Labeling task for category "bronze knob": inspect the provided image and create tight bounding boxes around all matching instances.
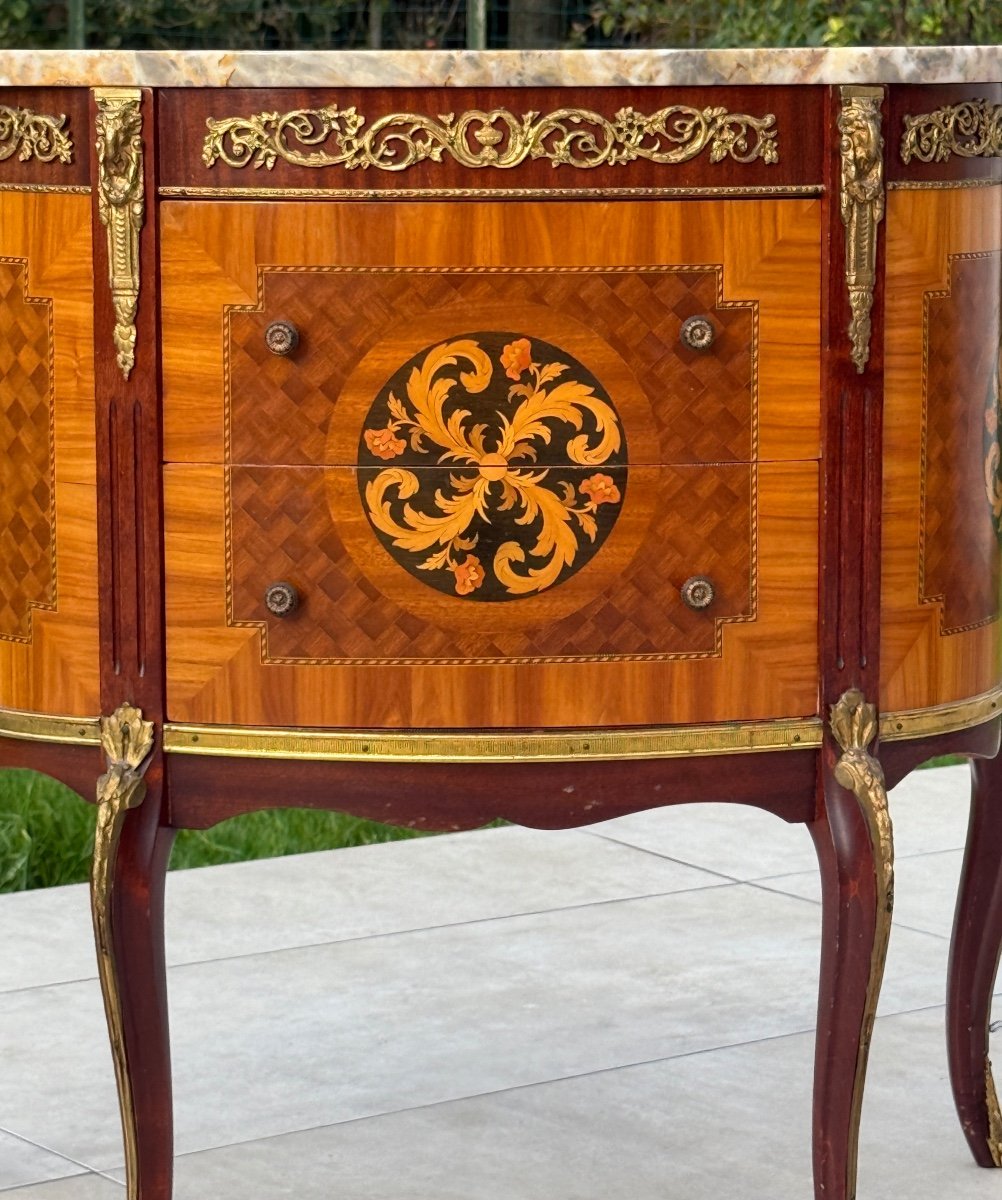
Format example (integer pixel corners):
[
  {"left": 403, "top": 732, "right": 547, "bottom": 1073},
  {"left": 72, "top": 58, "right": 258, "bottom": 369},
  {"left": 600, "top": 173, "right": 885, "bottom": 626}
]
[
  {"left": 680, "top": 315, "right": 716, "bottom": 352},
  {"left": 264, "top": 581, "right": 299, "bottom": 617},
  {"left": 681, "top": 575, "right": 715, "bottom": 610},
  {"left": 264, "top": 320, "right": 299, "bottom": 356}
]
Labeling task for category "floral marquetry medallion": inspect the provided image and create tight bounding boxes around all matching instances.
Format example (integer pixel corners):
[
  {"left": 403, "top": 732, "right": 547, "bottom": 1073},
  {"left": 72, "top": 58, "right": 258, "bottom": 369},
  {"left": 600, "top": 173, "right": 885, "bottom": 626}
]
[{"left": 357, "top": 333, "right": 626, "bottom": 601}]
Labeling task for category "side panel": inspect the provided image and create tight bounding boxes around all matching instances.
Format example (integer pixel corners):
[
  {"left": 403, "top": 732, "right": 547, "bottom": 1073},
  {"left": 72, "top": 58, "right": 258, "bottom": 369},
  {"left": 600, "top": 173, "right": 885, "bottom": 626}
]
[
  {"left": 881, "top": 185, "right": 1002, "bottom": 712},
  {"left": 0, "top": 191, "right": 99, "bottom": 717}
]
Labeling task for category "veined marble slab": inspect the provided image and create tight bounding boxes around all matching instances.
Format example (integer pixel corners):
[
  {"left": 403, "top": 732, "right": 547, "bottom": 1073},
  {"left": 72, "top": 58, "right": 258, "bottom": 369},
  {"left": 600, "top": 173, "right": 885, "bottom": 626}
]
[{"left": 0, "top": 46, "right": 997, "bottom": 89}]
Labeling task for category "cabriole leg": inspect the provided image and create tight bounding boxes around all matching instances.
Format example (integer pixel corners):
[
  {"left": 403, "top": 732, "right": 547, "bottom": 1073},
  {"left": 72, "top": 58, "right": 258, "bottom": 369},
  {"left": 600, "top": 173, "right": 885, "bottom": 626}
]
[
  {"left": 91, "top": 704, "right": 175, "bottom": 1200},
  {"left": 947, "top": 750, "right": 1002, "bottom": 1167},
  {"left": 810, "top": 690, "right": 895, "bottom": 1200}
]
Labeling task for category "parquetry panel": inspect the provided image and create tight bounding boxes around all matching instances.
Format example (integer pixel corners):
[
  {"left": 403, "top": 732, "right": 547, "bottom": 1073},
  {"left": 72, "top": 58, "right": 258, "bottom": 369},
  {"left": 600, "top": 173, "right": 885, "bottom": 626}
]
[
  {"left": 922, "top": 251, "right": 1002, "bottom": 634},
  {"left": 0, "top": 257, "right": 55, "bottom": 642},
  {"left": 225, "top": 267, "right": 755, "bottom": 468},
  {"left": 227, "top": 464, "right": 753, "bottom": 664}
]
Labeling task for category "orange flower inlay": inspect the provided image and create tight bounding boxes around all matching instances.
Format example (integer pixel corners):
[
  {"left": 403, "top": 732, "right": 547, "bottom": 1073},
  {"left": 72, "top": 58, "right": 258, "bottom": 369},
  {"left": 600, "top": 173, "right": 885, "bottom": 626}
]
[
  {"left": 580, "top": 473, "right": 621, "bottom": 506},
  {"left": 501, "top": 337, "right": 532, "bottom": 380},
  {"left": 364, "top": 425, "right": 406, "bottom": 460},
  {"left": 452, "top": 555, "right": 485, "bottom": 596}
]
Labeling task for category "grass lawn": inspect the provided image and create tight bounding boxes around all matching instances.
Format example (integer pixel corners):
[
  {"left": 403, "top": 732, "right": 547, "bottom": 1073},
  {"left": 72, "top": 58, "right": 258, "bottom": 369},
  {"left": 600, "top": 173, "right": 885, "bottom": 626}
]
[{"left": 0, "top": 768, "right": 426, "bottom": 893}]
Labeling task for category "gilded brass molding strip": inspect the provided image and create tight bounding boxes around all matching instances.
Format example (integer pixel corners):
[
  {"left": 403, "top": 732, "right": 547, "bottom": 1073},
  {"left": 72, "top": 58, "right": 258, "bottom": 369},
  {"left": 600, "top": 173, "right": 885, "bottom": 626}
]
[
  {"left": 0, "top": 705, "right": 101, "bottom": 745},
  {"left": 95, "top": 88, "right": 144, "bottom": 381},
  {"left": 986, "top": 1061, "right": 1002, "bottom": 1166},
  {"left": 202, "top": 103, "right": 779, "bottom": 174},
  {"left": 0, "top": 182, "right": 90, "bottom": 194},
  {"left": 91, "top": 703, "right": 155, "bottom": 1200},
  {"left": 879, "top": 684, "right": 1002, "bottom": 742},
  {"left": 830, "top": 688, "right": 894, "bottom": 1200},
  {"left": 160, "top": 183, "right": 821, "bottom": 200},
  {"left": 164, "top": 717, "right": 823, "bottom": 763},
  {"left": 901, "top": 100, "right": 1002, "bottom": 164},
  {"left": 888, "top": 177, "right": 1000, "bottom": 191},
  {"left": 838, "top": 85, "right": 884, "bottom": 375},
  {"left": 0, "top": 105, "right": 73, "bottom": 164}
]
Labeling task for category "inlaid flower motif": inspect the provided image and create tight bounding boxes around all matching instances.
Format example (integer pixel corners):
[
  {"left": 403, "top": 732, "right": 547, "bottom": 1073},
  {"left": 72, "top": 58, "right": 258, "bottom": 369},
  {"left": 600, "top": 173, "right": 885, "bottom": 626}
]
[
  {"left": 500, "top": 337, "right": 532, "bottom": 380},
  {"left": 364, "top": 425, "right": 406, "bottom": 460},
  {"left": 984, "top": 346, "right": 1002, "bottom": 536},
  {"left": 452, "top": 554, "right": 485, "bottom": 596},
  {"left": 360, "top": 334, "right": 625, "bottom": 600},
  {"left": 580, "top": 473, "right": 621, "bottom": 507}
]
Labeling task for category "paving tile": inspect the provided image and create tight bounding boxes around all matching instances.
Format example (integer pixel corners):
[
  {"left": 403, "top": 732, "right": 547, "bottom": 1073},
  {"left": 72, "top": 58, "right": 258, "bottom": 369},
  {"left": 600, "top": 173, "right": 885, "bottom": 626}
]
[
  {"left": 0, "top": 1176, "right": 123, "bottom": 1198},
  {"left": 0, "top": 881, "right": 949, "bottom": 1171},
  {"left": 0, "top": 885, "right": 98, "bottom": 995},
  {"left": 149, "top": 1007, "right": 995, "bottom": 1200},
  {"left": 161, "top": 824, "right": 727, "bottom": 967},
  {"left": 585, "top": 763, "right": 972, "bottom": 881},
  {"left": 758, "top": 845, "right": 967, "bottom": 942},
  {"left": 0, "top": 1130, "right": 86, "bottom": 1191}
]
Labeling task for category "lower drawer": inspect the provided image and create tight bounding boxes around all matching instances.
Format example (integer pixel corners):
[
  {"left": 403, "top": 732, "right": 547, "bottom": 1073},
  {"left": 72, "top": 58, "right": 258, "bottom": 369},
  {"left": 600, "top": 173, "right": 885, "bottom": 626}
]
[{"left": 163, "top": 460, "right": 819, "bottom": 728}]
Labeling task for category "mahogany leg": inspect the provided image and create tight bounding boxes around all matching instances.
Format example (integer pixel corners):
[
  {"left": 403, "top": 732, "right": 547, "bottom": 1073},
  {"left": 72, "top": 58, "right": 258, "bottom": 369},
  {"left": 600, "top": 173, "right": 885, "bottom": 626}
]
[
  {"left": 91, "top": 707, "right": 175, "bottom": 1200},
  {"left": 947, "top": 750, "right": 1002, "bottom": 1167},
  {"left": 809, "top": 693, "right": 895, "bottom": 1200}
]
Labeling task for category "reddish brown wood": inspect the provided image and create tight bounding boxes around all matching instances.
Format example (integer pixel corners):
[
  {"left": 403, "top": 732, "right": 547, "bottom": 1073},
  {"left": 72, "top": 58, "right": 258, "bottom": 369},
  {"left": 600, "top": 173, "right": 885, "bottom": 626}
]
[
  {"left": 947, "top": 748, "right": 1002, "bottom": 1168},
  {"left": 818, "top": 84, "right": 886, "bottom": 720},
  {"left": 90, "top": 87, "right": 167, "bottom": 718},
  {"left": 108, "top": 764, "right": 176, "bottom": 1200},
  {"left": 0, "top": 87, "right": 90, "bottom": 188},
  {"left": 167, "top": 747, "right": 817, "bottom": 831},
  {"left": 882, "top": 720, "right": 1002, "bottom": 791},
  {"left": 887, "top": 83, "right": 1002, "bottom": 186},
  {"left": 810, "top": 754, "right": 884, "bottom": 1200},
  {"left": 0, "top": 739, "right": 100, "bottom": 801},
  {"left": 157, "top": 85, "right": 824, "bottom": 195}
]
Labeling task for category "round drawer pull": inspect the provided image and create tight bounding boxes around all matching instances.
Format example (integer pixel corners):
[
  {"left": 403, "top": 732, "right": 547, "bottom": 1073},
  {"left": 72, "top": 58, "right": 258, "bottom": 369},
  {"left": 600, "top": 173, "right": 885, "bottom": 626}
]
[
  {"left": 679, "top": 315, "right": 716, "bottom": 352},
  {"left": 264, "top": 581, "right": 299, "bottom": 617},
  {"left": 264, "top": 320, "right": 299, "bottom": 356},
  {"left": 680, "top": 575, "right": 715, "bottom": 610}
]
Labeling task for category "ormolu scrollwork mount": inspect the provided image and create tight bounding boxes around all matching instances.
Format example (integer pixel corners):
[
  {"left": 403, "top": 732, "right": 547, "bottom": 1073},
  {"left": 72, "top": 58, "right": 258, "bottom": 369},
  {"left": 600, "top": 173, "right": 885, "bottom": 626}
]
[{"left": 0, "top": 50, "right": 1000, "bottom": 1200}]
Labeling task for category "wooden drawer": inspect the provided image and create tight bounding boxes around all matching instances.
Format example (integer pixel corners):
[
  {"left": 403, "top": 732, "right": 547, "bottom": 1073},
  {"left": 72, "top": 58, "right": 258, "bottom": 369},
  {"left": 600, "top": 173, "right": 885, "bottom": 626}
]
[{"left": 161, "top": 195, "right": 821, "bottom": 728}]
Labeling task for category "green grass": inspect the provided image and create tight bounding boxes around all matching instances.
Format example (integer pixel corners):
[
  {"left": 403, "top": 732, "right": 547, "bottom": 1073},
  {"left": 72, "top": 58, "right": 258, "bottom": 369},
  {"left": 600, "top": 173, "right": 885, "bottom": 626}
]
[{"left": 0, "top": 768, "right": 427, "bottom": 893}]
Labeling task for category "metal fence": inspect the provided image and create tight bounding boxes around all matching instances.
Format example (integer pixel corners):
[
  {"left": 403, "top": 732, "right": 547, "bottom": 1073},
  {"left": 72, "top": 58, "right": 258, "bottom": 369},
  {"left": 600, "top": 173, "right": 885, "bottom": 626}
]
[{"left": 5, "top": 2, "right": 588, "bottom": 50}]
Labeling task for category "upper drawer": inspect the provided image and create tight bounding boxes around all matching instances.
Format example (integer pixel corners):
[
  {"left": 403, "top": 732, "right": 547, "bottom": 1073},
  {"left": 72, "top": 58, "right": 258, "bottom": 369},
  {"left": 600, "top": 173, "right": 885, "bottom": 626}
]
[{"left": 161, "top": 198, "right": 821, "bottom": 468}]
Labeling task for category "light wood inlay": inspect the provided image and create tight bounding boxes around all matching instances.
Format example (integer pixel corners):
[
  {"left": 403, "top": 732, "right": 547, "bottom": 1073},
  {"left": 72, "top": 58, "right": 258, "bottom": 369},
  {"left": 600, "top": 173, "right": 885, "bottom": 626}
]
[
  {"left": 881, "top": 185, "right": 1002, "bottom": 713},
  {"left": 0, "top": 192, "right": 98, "bottom": 718},
  {"left": 161, "top": 198, "right": 822, "bottom": 467},
  {"left": 164, "top": 458, "right": 818, "bottom": 728}
]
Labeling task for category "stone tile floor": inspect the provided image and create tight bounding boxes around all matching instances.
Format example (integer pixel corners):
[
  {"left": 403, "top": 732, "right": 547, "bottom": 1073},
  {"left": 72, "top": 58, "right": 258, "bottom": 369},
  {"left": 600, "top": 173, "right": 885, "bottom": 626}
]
[{"left": 1, "top": 763, "right": 999, "bottom": 1198}]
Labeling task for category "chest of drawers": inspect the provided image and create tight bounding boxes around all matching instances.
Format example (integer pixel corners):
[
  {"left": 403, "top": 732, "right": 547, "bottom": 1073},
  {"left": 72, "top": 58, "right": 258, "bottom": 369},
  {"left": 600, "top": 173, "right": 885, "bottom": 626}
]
[{"left": 0, "top": 47, "right": 1000, "bottom": 1199}]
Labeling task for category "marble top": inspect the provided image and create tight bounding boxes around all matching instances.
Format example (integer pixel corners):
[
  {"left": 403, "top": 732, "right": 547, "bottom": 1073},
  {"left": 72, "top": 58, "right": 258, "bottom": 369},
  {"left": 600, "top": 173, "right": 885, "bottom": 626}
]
[{"left": 0, "top": 46, "right": 997, "bottom": 89}]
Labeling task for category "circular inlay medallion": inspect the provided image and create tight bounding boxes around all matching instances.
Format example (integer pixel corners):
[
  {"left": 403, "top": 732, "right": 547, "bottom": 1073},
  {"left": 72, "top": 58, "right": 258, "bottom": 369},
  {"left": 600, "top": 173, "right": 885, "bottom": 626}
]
[{"left": 357, "top": 332, "right": 627, "bottom": 601}]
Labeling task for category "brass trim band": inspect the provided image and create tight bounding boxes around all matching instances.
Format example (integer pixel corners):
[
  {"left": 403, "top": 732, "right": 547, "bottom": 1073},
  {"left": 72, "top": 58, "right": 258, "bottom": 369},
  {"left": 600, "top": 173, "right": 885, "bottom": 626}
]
[
  {"left": 887, "top": 178, "right": 1001, "bottom": 190},
  {"left": 0, "top": 706, "right": 101, "bottom": 745},
  {"left": 4, "top": 683, "right": 1000, "bottom": 759},
  {"left": 0, "top": 183, "right": 90, "bottom": 194},
  {"left": 878, "top": 684, "right": 1002, "bottom": 741},
  {"left": 164, "top": 717, "right": 823, "bottom": 763},
  {"left": 158, "top": 183, "right": 824, "bottom": 200}
]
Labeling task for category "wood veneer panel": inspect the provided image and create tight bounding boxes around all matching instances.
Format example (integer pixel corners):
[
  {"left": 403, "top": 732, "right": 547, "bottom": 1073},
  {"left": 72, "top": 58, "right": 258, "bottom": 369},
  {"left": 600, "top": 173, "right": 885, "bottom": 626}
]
[
  {"left": 164, "top": 458, "right": 818, "bottom": 729},
  {"left": 160, "top": 197, "right": 821, "bottom": 467},
  {"left": 0, "top": 191, "right": 98, "bottom": 717},
  {"left": 887, "top": 83, "right": 1002, "bottom": 187},
  {"left": 880, "top": 186, "right": 1002, "bottom": 713},
  {"left": 0, "top": 87, "right": 89, "bottom": 189},
  {"left": 158, "top": 86, "right": 823, "bottom": 195}
]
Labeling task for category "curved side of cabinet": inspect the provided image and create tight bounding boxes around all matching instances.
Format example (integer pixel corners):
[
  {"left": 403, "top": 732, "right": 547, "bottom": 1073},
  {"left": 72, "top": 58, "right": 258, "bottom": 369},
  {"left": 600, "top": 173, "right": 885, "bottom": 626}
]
[
  {"left": 880, "top": 183, "right": 1002, "bottom": 715},
  {"left": 0, "top": 188, "right": 100, "bottom": 719}
]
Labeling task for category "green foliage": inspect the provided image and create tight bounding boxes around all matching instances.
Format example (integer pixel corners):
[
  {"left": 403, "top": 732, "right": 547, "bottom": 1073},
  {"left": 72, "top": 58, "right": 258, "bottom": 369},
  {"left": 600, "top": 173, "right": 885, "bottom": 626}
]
[
  {"left": 0, "top": 768, "right": 426, "bottom": 892},
  {"left": 573, "top": 0, "right": 1002, "bottom": 47}
]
